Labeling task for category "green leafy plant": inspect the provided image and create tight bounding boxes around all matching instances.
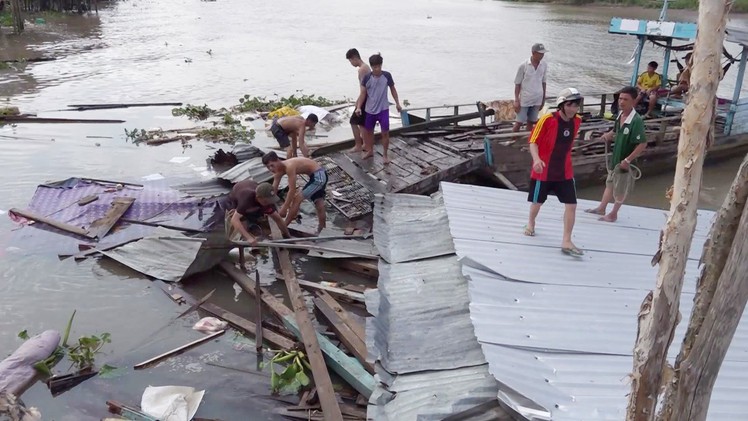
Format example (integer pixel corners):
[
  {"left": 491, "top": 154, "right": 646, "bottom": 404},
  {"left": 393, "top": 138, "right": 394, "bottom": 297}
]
[
  {"left": 124, "top": 128, "right": 151, "bottom": 143},
  {"left": 234, "top": 93, "right": 347, "bottom": 113},
  {"left": 171, "top": 104, "right": 217, "bottom": 120},
  {"left": 403, "top": 99, "right": 411, "bottom": 107},
  {"left": 261, "top": 349, "right": 312, "bottom": 395},
  {"left": 18, "top": 310, "right": 114, "bottom": 376}
]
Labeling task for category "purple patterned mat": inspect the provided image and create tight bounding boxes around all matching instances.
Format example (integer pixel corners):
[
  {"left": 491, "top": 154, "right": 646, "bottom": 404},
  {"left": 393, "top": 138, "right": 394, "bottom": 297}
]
[{"left": 6, "top": 178, "right": 224, "bottom": 254}]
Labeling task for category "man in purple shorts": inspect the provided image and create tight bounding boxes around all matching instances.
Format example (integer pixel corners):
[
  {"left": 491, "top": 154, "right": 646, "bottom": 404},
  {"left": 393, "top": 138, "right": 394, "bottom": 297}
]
[{"left": 354, "top": 53, "right": 403, "bottom": 164}]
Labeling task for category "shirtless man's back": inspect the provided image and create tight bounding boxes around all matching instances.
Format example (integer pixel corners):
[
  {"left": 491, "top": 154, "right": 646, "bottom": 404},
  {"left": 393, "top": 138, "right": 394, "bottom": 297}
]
[
  {"left": 262, "top": 152, "right": 328, "bottom": 233},
  {"left": 270, "top": 114, "right": 318, "bottom": 158}
]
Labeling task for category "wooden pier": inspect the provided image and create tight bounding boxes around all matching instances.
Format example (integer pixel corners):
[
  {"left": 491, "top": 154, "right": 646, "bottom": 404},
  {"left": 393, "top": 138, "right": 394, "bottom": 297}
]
[{"left": 307, "top": 104, "right": 495, "bottom": 220}]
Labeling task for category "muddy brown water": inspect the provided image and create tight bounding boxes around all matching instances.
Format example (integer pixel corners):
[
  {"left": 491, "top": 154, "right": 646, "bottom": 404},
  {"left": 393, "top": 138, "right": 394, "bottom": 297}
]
[{"left": 1, "top": 0, "right": 747, "bottom": 419}]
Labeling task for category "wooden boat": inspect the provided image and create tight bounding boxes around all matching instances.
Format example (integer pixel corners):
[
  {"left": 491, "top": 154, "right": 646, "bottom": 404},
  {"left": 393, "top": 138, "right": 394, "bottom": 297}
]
[{"left": 485, "top": 10, "right": 748, "bottom": 190}]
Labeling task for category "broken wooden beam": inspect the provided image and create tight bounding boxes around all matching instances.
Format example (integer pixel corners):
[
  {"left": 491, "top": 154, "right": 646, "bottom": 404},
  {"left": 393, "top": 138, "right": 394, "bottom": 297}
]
[
  {"left": 119, "top": 218, "right": 204, "bottom": 233},
  {"left": 10, "top": 208, "right": 96, "bottom": 239},
  {"left": 314, "top": 294, "right": 374, "bottom": 374},
  {"left": 87, "top": 197, "right": 135, "bottom": 239},
  {"left": 316, "top": 292, "right": 365, "bottom": 343},
  {"left": 235, "top": 241, "right": 378, "bottom": 260},
  {"left": 68, "top": 102, "right": 183, "bottom": 111},
  {"left": 337, "top": 259, "right": 379, "bottom": 279},
  {"left": 220, "top": 261, "right": 376, "bottom": 398},
  {"left": 199, "top": 302, "right": 295, "bottom": 350},
  {"left": 106, "top": 400, "right": 158, "bottom": 421},
  {"left": 268, "top": 220, "right": 344, "bottom": 421},
  {"left": 0, "top": 116, "right": 125, "bottom": 124},
  {"left": 255, "top": 269, "right": 263, "bottom": 353},
  {"left": 295, "top": 278, "right": 365, "bottom": 303},
  {"left": 133, "top": 330, "right": 225, "bottom": 369}
]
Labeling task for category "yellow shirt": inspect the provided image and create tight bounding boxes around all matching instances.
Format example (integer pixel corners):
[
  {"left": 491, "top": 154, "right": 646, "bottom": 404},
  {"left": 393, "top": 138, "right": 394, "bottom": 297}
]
[{"left": 637, "top": 72, "right": 662, "bottom": 91}]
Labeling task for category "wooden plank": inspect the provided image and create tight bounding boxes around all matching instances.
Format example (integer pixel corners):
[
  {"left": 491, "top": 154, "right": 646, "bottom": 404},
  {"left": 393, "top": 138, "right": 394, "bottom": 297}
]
[
  {"left": 68, "top": 102, "right": 183, "bottom": 111},
  {"left": 268, "top": 220, "right": 344, "bottom": 421},
  {"left": 233, "top": 241, "right": 379, "bottom": 260},
  {"left": 0, "top": 116, "right": 125, "bottom": 124},
  {"left": 220, "top": 261, "right": 376, "bottom": 398},
  {"left": 329, "top": 154, "right": 386, "bottom": 194},
  {"left": 296, "top": 279, "right": 366, "bottom": 303},
  {"left": 314, "top": 296, "right": 374, "bottom": 374},
  {"left": 87, "top": 197, "right": 135, "bottom": 239},
  {"left": 120, "top": 218, "right": 204, "bottom": 233},
  {"left": 199, "top": 302, "right": 295, "bottom": 350},
  {"left": 338, "top": 259, "right": 379, "bottom": 279},
  {"left": 134, "top": 330, "right": 225, "bottom": 369},
  {"left": 10, "top": 208, "right": 96, "bottom": 239},
  {"left": 492, "top": 170, "right": 519, "bottom": 191},
  {"left": 396, "top": 153, "right": 485, "bottom": 195},
  {"left": 316, "top": 292, "right": 365, "bottom": 343},
  {"left": 77, "top": 194, "right": 99, "bottom": 206},
  {"left": 254, "top": 269, "right": 263, "bottom": 352}
]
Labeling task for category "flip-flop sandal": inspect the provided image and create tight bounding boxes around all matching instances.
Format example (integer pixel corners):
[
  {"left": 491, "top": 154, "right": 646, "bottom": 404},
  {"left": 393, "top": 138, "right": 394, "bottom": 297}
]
[
  {"left": 523, "top": 225, "right": 535, "bottom": 237},
  {"left": 561, "top": 247, "right": 585, "bottom": 257}
]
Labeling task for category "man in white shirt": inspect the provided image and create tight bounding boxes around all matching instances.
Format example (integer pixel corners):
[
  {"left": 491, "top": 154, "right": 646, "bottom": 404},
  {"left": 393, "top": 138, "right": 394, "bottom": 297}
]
[{"left": 513, "top": 43, "right": 548, "bottom": 133}]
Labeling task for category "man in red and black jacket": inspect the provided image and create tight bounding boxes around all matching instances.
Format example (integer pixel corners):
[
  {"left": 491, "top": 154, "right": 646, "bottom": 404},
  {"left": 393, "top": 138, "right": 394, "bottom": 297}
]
[{"left": 524, "top": 88, "right": 584, "bottom": 257}]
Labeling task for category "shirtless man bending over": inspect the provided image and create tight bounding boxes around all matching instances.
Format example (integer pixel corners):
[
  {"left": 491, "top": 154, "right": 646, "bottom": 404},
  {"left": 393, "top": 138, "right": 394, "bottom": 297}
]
[
  {"left": 269, "top": 114, "right": 318, "bottom": 158},
  {"left": 262, "top": 151, "right": 328, "bottom": 233}
]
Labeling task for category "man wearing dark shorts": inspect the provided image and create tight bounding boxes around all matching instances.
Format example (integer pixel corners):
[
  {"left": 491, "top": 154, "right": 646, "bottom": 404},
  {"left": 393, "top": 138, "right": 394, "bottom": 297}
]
[
  {"left": 525, "top": 87, "right": 584, "bottom": 257},
  {"left": 262, "top": 152, "right": 328, "bottom": 234},
  {"left": 346, "top": 48, "right": 371, "bottom": 152},
  {"left": 269, "top": 114, "right": 318, "bottom": 158}
]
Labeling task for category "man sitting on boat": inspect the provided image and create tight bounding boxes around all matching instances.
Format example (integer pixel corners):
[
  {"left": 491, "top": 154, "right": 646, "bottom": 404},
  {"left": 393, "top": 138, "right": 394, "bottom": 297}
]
[
  {"left": 585, "top": 86, "right": 648, "bottom": 223},
  {"left": 225, "top": 180, "right": 291, "bottom": 246},
  {"left": 671, "top": 53, "right": 693, "bottom": 97},
  {"left": 525, "top": 87, "right": 584, "bottom": 257},
  {"left": 635, "top": 61, "right": 663, "bottom": 118}
]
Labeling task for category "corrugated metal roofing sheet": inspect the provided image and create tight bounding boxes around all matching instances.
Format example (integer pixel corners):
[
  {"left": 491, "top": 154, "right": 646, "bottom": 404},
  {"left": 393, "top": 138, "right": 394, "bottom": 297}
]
[
  {"left": 366, "top": 191, "right": 500, "bottom": 421},
  {"left": 372, "top": 193, "right": 454, "bottom": 264},
  {"left": 101, "top": 227, "right": 203, "bottom": 282},
  {"left": 172, "top": 178, "right": 231, "bottom": 200},
  {"left": 217, "top": 157, "right": 274, "bottom": 184},
  {"left": 370, "top": 255, "right": 485, "bottom": 374},
  {"left": 368, "top": 364, "right": 500, "bottom": 421},
  {"left": 440, "top": 182, "right": 748, "bottom": 421}
]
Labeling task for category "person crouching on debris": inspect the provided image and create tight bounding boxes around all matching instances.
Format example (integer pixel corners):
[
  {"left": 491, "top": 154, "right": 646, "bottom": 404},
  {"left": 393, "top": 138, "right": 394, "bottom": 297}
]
[
  {"left": 269, "top": 114, "right": 318, "bottom": 158},
  {"left": 585, "top": 86, "right": 647, "bottom": 222},
  {"left": 525, "top": 87, "right": 584, "bottom": 257},
  {"left": 262, "top": 152, "right": 328, "bottom": 234},
  {"left": 226, "top": 180, "right": 291, "bottom": 246}
]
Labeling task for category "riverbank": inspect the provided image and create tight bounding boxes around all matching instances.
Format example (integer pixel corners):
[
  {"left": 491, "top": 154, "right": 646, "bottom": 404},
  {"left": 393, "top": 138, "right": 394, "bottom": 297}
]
[{"left": 505, "top": 0, "right": 748, "bottom": 13}]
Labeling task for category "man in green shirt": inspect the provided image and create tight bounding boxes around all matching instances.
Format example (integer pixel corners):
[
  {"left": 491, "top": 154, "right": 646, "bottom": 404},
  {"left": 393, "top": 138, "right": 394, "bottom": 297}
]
[{"left": 586, "top": 86, "right": 648, "bottom": 222}]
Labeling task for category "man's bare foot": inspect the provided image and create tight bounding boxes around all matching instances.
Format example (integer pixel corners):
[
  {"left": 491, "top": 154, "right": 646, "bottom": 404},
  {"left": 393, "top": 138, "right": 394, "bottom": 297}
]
[
  {"left": 383, "top": 155, "right": 391, "bottom": 164},
  {"left": 599, "top": 214, "right": 618, "bottom": 222},
  {"left": 361, "top": 151, "right": 374, "bottom": 160},
  {"left": 349, "top": 145, "right": 363, "bottom": 153},
  {"left": 585, "top": 208, "right": 605, "bottom": 215}
]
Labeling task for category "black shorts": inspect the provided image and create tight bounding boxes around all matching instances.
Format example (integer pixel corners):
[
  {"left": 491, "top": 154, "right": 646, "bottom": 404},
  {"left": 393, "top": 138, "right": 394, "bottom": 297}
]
[
  {"left": 527, "top": 179, "right": 577, "bottom": 204},
  {"left": 349, "top": 102, "right": 367, "bottom": 126},
  {"left": 270, "top": 119, "right": 290, "bottom": 148}
]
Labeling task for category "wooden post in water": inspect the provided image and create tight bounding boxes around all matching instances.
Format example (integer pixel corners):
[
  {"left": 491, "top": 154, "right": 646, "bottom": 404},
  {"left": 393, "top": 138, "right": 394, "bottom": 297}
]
[{"left": 625, "top": 0, "right": 731, "bottom": 419}]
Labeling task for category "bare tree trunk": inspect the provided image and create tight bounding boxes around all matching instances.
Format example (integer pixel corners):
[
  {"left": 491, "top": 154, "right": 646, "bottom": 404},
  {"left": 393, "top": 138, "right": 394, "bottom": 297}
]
[
  {"left": 666, "top": 186, "right": 748, "bottom": 420},
  {"left": 10, "top": 0, "right": 24, "bottom": 34},
  {"left": 658, "top": 155, "right": 748, "bottom": 420},
  {"left": 625, "top": 0, "right": 730, "bottom": 418}
]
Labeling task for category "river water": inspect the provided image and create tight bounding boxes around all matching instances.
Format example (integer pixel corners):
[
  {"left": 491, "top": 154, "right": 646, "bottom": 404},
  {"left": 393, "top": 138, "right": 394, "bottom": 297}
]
[{"left": 1, "top": 0, "right": 746, "bottom": 419}]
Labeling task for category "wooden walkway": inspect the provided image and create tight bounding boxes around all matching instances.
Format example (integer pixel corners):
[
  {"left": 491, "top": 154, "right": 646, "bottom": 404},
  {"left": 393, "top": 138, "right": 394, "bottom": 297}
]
[{"left": 316, "top": 132, "right": 486, "bottom": 219}]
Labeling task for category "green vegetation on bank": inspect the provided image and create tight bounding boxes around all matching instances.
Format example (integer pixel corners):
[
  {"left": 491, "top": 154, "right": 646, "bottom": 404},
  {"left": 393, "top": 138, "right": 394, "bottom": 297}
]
[{"left": 506, "top": 0, "right": 748, "bottom": 13}]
